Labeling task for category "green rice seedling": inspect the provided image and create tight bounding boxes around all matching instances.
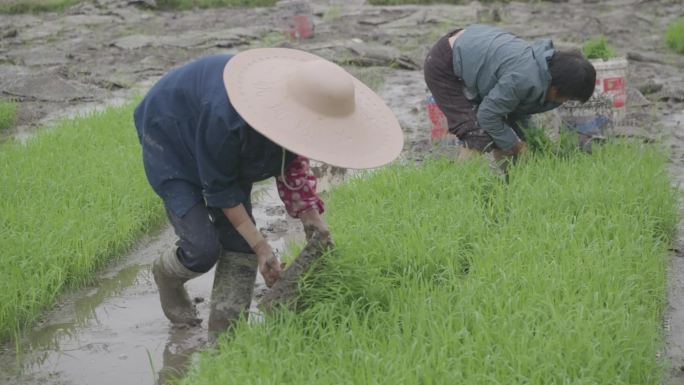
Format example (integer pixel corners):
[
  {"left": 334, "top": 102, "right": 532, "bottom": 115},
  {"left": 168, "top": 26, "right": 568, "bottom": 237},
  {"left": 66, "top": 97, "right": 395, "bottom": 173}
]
[
  {"left": 583, "top": 36, "right": 617, "bottom": 60},
  {"left": 0, "top": 105, "right": 165, "bottom": 342},
  {"left": 666, "top": 18, "right": 684, "bottom": 54},
  {"left": 182, "top": 140, "right": 676, "bottom": 385},
  {"left": 0, "top": 101, "right": 17, "bottom": 132},
  {"left": 280, "top": 240, "right": 305, "bottom": 267},
  {"left": 0, "top": 0, "right": 78, "bottom": 13},
  {"left": 523, "top": 126, "right": 582, "bottom": 158},
  {"left": 522, "top": 125, "right": 555, "bottom": 154}
]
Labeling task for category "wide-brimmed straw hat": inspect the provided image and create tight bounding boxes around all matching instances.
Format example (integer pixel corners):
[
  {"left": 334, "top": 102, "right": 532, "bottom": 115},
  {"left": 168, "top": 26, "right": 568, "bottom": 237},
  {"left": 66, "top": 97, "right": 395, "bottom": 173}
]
[{"left": 223, "top": 48, "right": 403, "bottom": 169}]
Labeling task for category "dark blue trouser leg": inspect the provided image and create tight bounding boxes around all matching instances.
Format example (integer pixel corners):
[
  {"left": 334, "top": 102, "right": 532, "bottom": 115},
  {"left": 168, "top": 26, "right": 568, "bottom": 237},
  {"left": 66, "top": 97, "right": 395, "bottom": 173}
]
[{"left": 165, "top": 183, "right": 253, "bottom": 273}]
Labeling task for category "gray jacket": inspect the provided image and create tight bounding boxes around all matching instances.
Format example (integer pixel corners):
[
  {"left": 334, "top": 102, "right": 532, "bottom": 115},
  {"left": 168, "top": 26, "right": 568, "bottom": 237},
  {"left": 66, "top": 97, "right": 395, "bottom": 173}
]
[{"left": 452, "top": 24, "right": 560, "bottom": 150}]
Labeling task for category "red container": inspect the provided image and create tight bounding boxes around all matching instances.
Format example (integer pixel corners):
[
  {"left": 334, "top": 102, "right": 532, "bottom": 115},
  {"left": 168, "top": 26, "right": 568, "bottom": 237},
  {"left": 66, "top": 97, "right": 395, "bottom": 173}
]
[
  {"left": 277, "top": 1, "right": 314, "bottom": 41},
  {"left": 425, "top": 93, "right": 448, "bottom": 142},
  {"left": 289, "top": 14, "right": 313, "bottom": 40}
]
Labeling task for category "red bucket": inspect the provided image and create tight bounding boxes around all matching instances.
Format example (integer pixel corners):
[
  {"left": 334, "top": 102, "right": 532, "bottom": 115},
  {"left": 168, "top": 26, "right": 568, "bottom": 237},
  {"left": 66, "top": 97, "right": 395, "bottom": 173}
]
[
  {"left": 425, "top": 93, "right": 448, "bottom": 142},
  {"left": 277, "top": 1, "right": 314, "bottom": 41},
  {"left": 289, "top": 14, "right": 313, "bottom": 40}
]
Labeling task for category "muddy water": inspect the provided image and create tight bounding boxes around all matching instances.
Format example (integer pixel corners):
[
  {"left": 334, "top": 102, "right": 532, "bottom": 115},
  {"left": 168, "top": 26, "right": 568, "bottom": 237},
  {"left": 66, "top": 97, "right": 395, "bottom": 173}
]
[
  {"left": 0, "top": 181, "right": 305, "bottom": 385},
  {"left": 381, "top": 70, "right": 432, "bottom": 158}
]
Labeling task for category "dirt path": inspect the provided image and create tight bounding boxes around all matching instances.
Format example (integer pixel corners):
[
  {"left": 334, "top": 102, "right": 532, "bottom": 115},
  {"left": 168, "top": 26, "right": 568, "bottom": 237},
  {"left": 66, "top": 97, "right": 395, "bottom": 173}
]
[{"left": 1, "top": 0, "right": 683, "bottom": 384}]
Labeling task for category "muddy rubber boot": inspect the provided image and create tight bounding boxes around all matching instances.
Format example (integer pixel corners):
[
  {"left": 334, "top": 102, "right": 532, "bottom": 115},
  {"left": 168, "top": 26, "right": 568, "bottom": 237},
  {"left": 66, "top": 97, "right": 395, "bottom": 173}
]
[
  {"left": 208, "top": 251, "right": 258, "bottom": 343},
  {"left": 152, "top": 250, "right": 202, "bottom": 326}
]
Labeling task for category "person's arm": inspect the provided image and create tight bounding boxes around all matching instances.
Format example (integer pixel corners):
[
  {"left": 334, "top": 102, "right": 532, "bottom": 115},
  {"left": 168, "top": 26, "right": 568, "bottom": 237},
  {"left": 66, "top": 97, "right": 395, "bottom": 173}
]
[
  {"left": 510, "top": 114, "right": 533, "bottom": 132},
  {"left": 507, "top": 113, "right": 532, "bottom": 156},
  {"left": 477, "top": 75, "right": 526, "bottom": 155},
  {"left": 196, "top": 105, "right": 282, "bottom": 286},
  {"left": 276, "top": 156, "right": 329, "bottom": 241},
  {"left": 222, "top": 205, "right": 281, "bottom": 287}
]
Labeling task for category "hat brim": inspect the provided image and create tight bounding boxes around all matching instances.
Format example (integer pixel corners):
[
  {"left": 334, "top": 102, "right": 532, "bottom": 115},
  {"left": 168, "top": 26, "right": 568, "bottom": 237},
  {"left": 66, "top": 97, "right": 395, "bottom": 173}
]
[{"left": 223, "top": 48, "right": 404, "bottom": 169}]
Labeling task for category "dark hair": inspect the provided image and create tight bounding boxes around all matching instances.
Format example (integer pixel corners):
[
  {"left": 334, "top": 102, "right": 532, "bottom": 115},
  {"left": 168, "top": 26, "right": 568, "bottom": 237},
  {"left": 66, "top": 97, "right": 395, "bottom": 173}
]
[{"left": 548, "top": 50, "right": 596, "bottom": 103}]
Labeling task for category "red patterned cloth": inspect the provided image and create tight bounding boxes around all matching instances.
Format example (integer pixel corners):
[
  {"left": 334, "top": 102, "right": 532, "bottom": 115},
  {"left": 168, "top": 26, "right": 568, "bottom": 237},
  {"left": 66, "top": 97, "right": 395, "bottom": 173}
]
[{"left": 276, "top": 156, "right": 325, "bottom": 218}]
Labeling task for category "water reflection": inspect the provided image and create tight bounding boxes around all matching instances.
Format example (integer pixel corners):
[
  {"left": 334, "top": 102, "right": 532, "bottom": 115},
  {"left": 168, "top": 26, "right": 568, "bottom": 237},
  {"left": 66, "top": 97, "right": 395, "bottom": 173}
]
[
  {"left": 157, "top": 326, "right": 206, "bottom": 385},
  {"left": 8, "top": 264, "right": 143, "bottom": 371}
]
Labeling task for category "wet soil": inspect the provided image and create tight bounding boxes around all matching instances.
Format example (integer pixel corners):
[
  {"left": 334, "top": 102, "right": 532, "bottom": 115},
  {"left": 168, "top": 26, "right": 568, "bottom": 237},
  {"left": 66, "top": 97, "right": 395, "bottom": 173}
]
[
  {"left": 260, "top": 228, "right": 333, "bottom": 313},
  {"left": 1, "top": 0, "right": 683, "bottom": 384}
]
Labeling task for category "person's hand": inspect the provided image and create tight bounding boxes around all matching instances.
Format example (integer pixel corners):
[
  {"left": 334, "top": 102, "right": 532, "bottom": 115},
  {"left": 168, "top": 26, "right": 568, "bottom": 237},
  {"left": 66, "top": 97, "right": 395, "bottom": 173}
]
[
  {"left": 507, "top": 140, "right": 527, "bottom": 158},
  {"left": 253, "top": 241, "right": 282, "bottom": 287},
  {"left": 299, "top": 208, "right": 331, "bottom": 243}
]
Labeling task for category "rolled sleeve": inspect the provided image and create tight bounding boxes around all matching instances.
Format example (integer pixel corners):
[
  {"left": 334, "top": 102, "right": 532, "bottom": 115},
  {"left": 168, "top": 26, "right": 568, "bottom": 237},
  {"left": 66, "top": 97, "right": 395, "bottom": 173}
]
[
  {"left": 276, "top": 156, "right": 325, "bottom": 218},
  {"left": 510, "top": 114, "right": 532, "bottom": 130},
  {"left": 477, "top": 75, "right": 524, "bottom": 151},
  {"left": 203, "top": 185, "right": 247, "bottom": 209}
]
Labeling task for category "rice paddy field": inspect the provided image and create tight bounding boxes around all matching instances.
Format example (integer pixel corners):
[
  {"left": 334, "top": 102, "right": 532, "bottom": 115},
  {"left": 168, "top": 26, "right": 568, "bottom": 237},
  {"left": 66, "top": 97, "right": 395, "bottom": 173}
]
[
  {"left": 0, "top": 103, "right": 679, "bottom": 382},
  {"left": 2, "top": 1, "right": 684, "bottom": 383},
  {"left": 0, "top": 105, "right": 165, "bottom": 342},
  {"left": 183, "top": 143, "right": 679, "bottom": 384}
]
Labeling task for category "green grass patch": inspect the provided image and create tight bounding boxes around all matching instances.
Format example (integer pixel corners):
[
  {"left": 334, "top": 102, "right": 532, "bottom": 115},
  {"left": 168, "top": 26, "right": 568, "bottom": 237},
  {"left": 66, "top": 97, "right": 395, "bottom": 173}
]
[
  {"left": 583, "top": 36, "right": 617, "bottom": 60},
  {"left": 0, "top": 0, "right": 79, "bottom": 13},
  {"left": 156, "top": 0, "right": 275, "bottom": 9},
  {"left": 666, "top": 18, "right": 684, "bottom": 54},
  {"left": 183, "top": 142, "right": 678, "bottom": 384},
  {"left": 0, "top": 105, "right": 165, "bottom": 342},
  {"left": 0, "top": 101, "right": 17, "bottom": 132}
]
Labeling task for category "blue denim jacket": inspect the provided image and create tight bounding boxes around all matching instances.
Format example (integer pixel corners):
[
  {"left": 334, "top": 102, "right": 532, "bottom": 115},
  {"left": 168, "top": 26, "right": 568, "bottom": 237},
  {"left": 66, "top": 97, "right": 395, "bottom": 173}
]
[
  {"left": 134, "top": 55, "right": 296, "bottom": 217},
  {"left": 452, "top": 25, "right": 560, "bottom": 150}
]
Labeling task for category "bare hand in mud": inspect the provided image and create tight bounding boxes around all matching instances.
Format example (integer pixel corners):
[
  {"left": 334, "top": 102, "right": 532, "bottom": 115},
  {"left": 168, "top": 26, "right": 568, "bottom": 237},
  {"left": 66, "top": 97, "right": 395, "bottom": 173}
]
[
  {"left": 300, "top": 208, "right": 331, "bottom": 243},
  {"left": 255, "top": 243, "right": 282, "bottom": 287}
]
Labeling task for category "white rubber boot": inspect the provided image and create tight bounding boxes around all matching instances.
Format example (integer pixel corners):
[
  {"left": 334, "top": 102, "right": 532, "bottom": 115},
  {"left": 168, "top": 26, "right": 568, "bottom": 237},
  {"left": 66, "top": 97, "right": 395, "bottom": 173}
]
[{"left": 152, "top": 250, "right": 202, "bottom": 326}]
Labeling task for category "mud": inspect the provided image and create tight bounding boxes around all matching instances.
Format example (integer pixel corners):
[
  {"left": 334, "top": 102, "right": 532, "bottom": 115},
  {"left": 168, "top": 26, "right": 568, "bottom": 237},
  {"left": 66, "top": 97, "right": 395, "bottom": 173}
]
[
  {"left": 260, "top": 229, "right": 333, "bottom": 313},
  {"left": 1, "top": 0, "right": 683, "bottom": 384}
]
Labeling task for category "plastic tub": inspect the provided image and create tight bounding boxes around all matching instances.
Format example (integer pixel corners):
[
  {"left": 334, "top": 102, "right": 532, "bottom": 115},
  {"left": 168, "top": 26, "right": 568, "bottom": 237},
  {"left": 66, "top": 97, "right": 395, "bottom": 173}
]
[{"left": 558, "top": 57, "right": 628, "bottom": 136}]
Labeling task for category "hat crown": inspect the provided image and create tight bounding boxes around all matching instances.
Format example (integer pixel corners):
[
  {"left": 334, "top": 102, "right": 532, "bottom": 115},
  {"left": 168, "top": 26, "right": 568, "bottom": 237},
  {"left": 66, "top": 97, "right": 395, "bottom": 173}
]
[{"left": 287, "top": 60, "right": 355, "bottom": 116}]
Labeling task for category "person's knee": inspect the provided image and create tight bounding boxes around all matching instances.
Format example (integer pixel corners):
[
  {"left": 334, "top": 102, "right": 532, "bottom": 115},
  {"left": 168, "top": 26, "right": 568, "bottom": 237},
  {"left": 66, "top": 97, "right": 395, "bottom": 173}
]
[{"left": 177, "top": 240, "right": 222, "bottom": 273}]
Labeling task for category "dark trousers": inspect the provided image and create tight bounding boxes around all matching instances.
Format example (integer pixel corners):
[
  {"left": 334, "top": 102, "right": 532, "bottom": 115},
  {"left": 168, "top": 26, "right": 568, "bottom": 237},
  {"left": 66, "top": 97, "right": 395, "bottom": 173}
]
[{"left": 165, "top": 184, "right": 254, "bottom": 273}]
